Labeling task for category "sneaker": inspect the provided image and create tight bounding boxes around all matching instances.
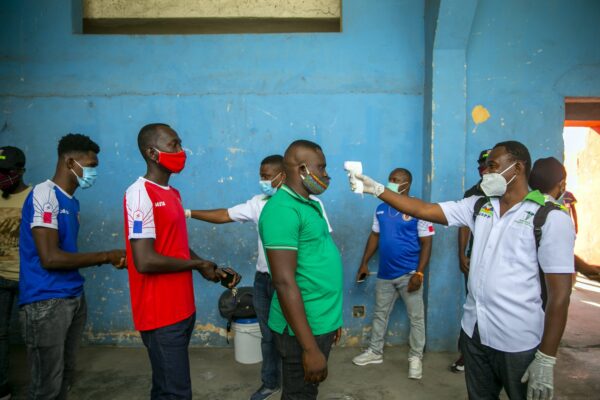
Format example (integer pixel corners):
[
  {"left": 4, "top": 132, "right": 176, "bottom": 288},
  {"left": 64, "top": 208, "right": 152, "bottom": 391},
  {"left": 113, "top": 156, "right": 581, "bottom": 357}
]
[
  {"left": 450, "top": 355, "right": 465, "bottom": 373},
  {"left": 249, "top": 385, "right": 280, "bottom": 400},
  {"left": 408, "top": 356, "right": 422, "bottom": 379},
  {"left": 352, "top": 349, "right": 383, "bottom": 366}
]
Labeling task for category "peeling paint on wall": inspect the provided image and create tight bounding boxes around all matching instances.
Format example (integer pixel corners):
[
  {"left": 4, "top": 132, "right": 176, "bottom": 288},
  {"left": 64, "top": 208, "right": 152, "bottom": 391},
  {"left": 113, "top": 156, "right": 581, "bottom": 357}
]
[{"left": 471, "top": 105, "right": 490, "bottom": 125}]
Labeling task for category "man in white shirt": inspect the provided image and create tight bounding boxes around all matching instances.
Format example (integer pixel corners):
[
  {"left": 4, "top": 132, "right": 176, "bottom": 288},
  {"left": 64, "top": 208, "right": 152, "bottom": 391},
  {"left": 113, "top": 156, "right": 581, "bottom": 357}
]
[
  {"left": 185, "top": 155, "right": 332, "bottom": 400},
  {"left": 350, "top": 141, "right": 574, "bottom": 400}
]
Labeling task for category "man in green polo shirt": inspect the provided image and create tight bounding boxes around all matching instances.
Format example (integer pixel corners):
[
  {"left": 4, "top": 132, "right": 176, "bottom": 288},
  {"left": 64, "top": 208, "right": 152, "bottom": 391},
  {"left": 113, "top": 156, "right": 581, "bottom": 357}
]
[{"left": 259, "top": 139, "right": 343, "bottom": 400}]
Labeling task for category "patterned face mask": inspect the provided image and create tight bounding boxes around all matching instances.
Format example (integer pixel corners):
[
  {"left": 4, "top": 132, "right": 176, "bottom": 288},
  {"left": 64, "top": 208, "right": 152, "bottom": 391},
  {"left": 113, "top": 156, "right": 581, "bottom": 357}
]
[{"left": 300, "top": 164, "right": 329, "bottom": 195}]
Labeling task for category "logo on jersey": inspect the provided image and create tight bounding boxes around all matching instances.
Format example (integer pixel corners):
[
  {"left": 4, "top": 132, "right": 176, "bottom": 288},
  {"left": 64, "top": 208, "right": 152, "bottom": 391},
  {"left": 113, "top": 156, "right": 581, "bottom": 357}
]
[
  {"left": 133, "top": 211, "right": 144, "bottom": 233},
  {"left": 42, "top": 203, "right": 53, "bottom": 224},
  {"left": 402, "top": 214, "right": 412, "bottom": 221},
  {"left": 155, "top": 201, "right": 166, "bottom": 207}
]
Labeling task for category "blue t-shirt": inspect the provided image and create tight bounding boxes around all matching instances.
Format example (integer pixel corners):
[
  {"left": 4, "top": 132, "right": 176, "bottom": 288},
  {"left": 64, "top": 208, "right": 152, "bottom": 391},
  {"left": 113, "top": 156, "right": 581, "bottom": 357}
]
[
  {"left": 372, "top": 203, "right": 435, "bottom": 280},
  {"left": 19, "top": 180, "right": 84, "bottom": 305}
]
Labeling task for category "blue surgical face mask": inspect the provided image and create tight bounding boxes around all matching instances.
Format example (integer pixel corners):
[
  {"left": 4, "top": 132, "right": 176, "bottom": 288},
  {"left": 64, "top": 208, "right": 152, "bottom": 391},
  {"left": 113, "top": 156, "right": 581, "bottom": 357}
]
[
  {"left": 259, "top": 172, "right": 282, "bottom": 197},
  {"left": 71, "top": 160, "right": 97, "bottom": 189}
]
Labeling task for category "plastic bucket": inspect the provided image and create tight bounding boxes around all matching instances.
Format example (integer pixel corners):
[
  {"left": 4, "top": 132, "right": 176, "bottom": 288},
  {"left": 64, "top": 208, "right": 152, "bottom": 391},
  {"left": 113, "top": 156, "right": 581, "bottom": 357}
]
[{"left": 232, "top": 318, "right": 263, "bottom": 364}]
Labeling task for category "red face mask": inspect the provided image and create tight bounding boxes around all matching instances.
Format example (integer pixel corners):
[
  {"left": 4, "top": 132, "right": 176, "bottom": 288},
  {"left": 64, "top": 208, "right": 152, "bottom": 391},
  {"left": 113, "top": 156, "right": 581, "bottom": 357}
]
[{"left": 154, "top": 149, "right": 186, "bottom": 173}]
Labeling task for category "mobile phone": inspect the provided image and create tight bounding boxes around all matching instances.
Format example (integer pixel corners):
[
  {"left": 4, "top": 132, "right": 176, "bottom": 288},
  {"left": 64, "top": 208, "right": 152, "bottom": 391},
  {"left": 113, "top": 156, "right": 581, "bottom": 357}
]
[
  {"left": 220, "top": 269, "right": 238, "bottom": 288},
  {"left": 356, "top": 272, "right": 367, "bottom": 283}
]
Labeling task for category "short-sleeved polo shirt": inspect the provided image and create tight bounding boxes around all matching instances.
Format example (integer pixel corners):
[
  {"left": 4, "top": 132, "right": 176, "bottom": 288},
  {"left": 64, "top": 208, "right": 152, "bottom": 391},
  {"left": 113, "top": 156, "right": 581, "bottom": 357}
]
[
  {"left": 439, "top": 190, "right": 575, "bottom": 352},
  {"left": 228, "top": 193, "right": 333, "bottom": 273},
  {"left": 258, "top": 185, "right": 343, "bottom": 336}
]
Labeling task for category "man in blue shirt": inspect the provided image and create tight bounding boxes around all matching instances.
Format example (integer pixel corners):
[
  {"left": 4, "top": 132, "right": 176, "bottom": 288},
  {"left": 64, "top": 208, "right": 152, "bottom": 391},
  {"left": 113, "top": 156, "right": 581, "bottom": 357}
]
[
  {"left": 19, "top": 134, "right": 126, "bottom": 399},
  {"left": 352, "top": 168, "right": 434, "bottom": 380}
]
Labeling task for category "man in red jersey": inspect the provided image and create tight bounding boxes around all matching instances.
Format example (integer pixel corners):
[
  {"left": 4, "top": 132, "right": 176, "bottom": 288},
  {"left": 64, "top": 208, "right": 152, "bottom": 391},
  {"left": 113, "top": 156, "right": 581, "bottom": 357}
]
[{"left": 124, "top": 123, "right": 240, "bottom": 399}]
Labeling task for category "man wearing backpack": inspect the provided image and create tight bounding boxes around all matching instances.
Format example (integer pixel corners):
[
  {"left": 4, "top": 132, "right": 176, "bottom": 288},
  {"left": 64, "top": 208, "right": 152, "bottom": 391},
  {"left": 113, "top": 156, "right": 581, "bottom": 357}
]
[
  {"left": 528, "top": 157, "right": 600, "bottom": 282},
  {"left": 350, "top": 141, "right": 574, "bottom": 400}
]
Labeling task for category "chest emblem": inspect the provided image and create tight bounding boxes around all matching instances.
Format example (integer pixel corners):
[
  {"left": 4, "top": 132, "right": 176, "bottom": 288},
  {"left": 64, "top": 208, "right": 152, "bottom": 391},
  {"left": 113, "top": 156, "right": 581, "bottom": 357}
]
[
  {"left": 514, "top": 211, "right": 535, "bottom": 227},
  {"left": 402, "top": 214, "right": 412, "bottom": 221},
  {"left": 154, "top": 201, "right": 166, "bottom": 207},
  {"left": 478, "top": 205, "right": 493, "bottom": 218}
]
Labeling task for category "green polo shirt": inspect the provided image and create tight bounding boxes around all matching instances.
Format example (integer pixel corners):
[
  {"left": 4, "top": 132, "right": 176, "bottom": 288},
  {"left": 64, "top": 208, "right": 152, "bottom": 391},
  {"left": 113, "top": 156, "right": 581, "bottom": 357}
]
[{"left": 258, "top": 185, "right": 343, "bottom": 336}]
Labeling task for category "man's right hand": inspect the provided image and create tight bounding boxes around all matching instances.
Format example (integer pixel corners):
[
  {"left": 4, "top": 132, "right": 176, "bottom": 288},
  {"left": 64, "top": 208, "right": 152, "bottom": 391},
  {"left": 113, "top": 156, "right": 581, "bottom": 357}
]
[
  {"left": 196, "top": 260, "right": 220, "bottom": 281},
  {"left": 356, "top": 264, "right": 369, "bottom": 282},
  {"left": 302, "top": 347, "right": 328, "bottom": 383},
  {"left": 106, "top": 249, "right": 127, "bottom": 268},
  {"left": 459, "top": 255, "right": 470, "bottom": 275},
  {"left": 350, "top": 173, "right": 385, "bottom": 197}
]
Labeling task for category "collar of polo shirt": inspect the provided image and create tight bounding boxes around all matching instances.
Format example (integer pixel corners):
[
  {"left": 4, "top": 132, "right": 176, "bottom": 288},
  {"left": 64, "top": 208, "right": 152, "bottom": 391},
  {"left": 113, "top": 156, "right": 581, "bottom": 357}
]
[{"left": 281, "top": 184, "right": 313, "bottom": 203}]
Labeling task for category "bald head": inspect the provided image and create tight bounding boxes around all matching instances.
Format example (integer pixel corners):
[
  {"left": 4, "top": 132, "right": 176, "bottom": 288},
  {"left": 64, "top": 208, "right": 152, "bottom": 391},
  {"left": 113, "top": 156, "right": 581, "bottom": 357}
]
[
  {"left": 283, "top": 140, "right": 323, "bottom": 171},
  {"left": 282, "top": 139, "right": 329, "bottom": 197},
  {"left": 138, "top": 123, "right": 172, "bottom": 160}
]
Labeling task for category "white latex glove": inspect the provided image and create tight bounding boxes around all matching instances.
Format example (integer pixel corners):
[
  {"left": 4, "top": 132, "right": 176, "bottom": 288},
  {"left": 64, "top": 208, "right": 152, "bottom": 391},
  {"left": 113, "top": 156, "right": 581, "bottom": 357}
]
[
  {"left": 349, "top": 173, "right": 385, "bottom": 197},
  {"left": 521, "top": 350, "right": 556, "bottom": 400}
]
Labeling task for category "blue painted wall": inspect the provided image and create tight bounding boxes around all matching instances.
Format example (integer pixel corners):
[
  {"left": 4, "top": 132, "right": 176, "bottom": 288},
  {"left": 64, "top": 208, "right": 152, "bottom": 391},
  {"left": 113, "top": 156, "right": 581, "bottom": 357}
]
[
  {"left": 425, "top": 0, "right": 600, "bottom": 351},
  {"left": 2, "top": 0, "right": 599, "bottom": 350},
  {"left": 1, "top": 0, "right": 425, "bottom": 346},
  {"left": 465, "top": 0, "right": 600, "bottom": 184}
]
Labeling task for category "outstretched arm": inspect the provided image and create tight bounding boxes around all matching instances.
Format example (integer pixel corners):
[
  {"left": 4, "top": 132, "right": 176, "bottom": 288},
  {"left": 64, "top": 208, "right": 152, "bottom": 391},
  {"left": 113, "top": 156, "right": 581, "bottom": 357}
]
[
  {"left": 353, "top": 174, "right": 448, "bottom": 225},
  {"left": 189, "top": 209, "right": 233, "bottom": 224}
]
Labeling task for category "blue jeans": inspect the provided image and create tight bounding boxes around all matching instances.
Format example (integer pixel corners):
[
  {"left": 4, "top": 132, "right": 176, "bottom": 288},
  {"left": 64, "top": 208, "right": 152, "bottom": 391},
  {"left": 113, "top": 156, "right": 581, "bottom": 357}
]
[
  {"left": 273, "top": 328, "right": 336, "bottom": 400},
  {"left": 140, "top": 313, "right": 196, "bottom": 400},
  {"left": 460, "top": 326, "right": 537, "bottom": 400},
  {"left": 19, "top": 295, "right": 87, "bottom": 400},
  {"left": 0, "top": 277, "right": 19, "bottom": 391},
  {"left": 253, "top": 271, "right": 281, "bottom": 389}
]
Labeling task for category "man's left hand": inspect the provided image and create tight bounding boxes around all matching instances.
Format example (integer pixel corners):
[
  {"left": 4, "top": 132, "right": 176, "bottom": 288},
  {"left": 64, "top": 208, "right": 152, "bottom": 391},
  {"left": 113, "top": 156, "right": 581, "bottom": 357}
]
[
  {"left": 333, "top": 327, "right": 342, "bottom": 345},
  {"left": 407, "top": 273, "right": 423, "bottom": 292},
  {"left": 521, "top": 350, "right": 556, "bottom": 400}
]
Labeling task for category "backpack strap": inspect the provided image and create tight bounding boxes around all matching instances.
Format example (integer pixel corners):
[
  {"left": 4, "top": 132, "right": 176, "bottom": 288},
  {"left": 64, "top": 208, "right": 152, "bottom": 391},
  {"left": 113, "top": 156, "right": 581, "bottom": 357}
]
[
  {"left": 532, "top": 201, "right": 563, "bottom": 311},
  {"left": 532, "top": 201, "right": 563, "bottom": 249},
  {"left": 472, "top": 196, "right": 490, "bottom": 222}
]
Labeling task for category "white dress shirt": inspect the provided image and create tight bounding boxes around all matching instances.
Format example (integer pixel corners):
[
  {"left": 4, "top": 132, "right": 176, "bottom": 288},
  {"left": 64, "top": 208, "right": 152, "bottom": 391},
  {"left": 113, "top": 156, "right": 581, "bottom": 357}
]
[{"left": 439, "top": 192, "right": 575, "bottom": 352}]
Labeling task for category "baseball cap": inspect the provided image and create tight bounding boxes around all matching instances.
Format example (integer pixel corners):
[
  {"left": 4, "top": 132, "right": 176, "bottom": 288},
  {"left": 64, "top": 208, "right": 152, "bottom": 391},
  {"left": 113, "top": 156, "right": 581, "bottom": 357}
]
[
  {"left": 0, "top": 146, "right": 26, "bottom": 170},
  {"left": 477, "top": 149, "right": 492, "bottom": 163}
]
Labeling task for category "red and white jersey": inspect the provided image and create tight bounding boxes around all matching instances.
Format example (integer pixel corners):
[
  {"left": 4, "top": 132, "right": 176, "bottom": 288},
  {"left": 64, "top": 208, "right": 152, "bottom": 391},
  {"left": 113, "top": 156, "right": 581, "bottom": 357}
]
[{"left": 124, "top": 177, "right": 195, "bottom": 331}]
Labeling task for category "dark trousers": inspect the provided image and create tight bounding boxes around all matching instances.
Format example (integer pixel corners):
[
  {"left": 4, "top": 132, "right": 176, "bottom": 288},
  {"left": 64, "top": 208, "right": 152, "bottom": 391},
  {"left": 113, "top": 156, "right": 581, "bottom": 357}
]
[
  {"left": 0, "top": 277, "right": 19, "bottom": 391},
  {"left": 460, "top": 326, "right": 537, "bottom": 400},
  {"left": 19, "top": 295, "right": 87, "bottom": 400},
  {"left": 273, "top": 328, "right": 336, "bottom": 400},
  {"left": 141, "top": 313, "right": 196, "bottom": 400},
  {"left": 253, "top": 271, "right": 281, "bottom": 389}
]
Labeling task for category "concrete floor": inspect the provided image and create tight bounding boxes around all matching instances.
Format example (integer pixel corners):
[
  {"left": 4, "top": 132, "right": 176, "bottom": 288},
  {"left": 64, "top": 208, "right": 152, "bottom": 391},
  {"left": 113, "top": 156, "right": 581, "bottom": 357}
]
[{"left": 8, "top": 275, "right": 600, "bottom": 400}]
